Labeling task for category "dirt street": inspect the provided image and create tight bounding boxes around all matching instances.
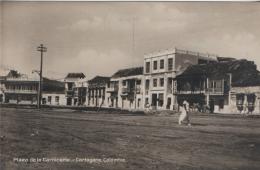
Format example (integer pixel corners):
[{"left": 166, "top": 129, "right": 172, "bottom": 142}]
[{"left": 1, "top": 107, "right": 260, "bottom": 170}]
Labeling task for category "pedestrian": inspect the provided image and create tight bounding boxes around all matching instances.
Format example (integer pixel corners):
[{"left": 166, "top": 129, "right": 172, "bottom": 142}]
[{"left": 178, "top": 100, "right": 191, "bottom": 126}]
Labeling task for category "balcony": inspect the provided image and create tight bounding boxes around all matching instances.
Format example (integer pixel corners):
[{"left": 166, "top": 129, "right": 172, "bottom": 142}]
[
  {"left": 135, "top": 87, "right": 141, "bottom": 94},
  {"left": 122, "top": 87, "right": 130, "bottom": 94},
  {"left": 4, "top": 89, "right": 37, "bottom": 94},
  {"left": 66, "top": 90, "right": 74, "bottom": 97},
  {"left": 207, "top": 88, "right": 224, "bottom": 95},
  {"left": 121, "top": 87, "right": 141, "bottom": 95},
  {"left": 106, "top": 86, "right": 118, "bottom": 92},
  {"left": 74, "top": 91, "right": 78, "bottom": 97},
  {"left": 176, "top": 90, "right": 206, "bottom": 95}
]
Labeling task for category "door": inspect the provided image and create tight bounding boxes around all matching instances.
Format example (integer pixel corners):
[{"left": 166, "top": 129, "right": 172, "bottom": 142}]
[
  {"left": 67, "top": 97, "right": 72, "bottom": 106},
  {"left": 152, "top": 94, "right": 157, "bottom": 109},
  {"left": 167, "top": 97, "right": 171, "bottom": 109}
]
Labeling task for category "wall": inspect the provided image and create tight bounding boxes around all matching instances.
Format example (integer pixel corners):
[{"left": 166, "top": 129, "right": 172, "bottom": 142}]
[
  {"left": 42, "top": 93, "right": 66, "bottom": 106},
  {"left": 229, "top": 86, "right": 260, "bottom": 114}
]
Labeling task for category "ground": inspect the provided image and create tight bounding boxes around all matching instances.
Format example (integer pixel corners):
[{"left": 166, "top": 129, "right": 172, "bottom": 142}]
[{"left": 0, "top": 107, "right": 260, "bottom": 170}]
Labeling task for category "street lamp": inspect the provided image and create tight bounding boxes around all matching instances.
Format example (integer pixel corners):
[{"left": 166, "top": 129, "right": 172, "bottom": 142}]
[{"left": 36, "top": 44, "right": 47, "bottom": 109}]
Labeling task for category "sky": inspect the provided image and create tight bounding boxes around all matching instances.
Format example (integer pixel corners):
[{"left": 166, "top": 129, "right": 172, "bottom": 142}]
[{"left": 1, "top": 2, "right": 260, "bottom": 80}]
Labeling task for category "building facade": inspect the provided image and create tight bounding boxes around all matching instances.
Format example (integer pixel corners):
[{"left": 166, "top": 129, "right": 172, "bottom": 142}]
[
  {"left": 87, "top": 76, "right": 110, "bottom": 107},
  {"left": 64, "top": 73, "right": 87, "bottom": 106},
  {"left": 143, "top": 48, "right": 217, "bottom": 110},
  {"left": 2, "top": 70, "right": 39, "bottom": 104},
  {"left": 42, "top": 78, "right": 66, "bottom": 106},
  {"left": 107, "top": 67, "right": 143, "bottom": 110},
  {"left": 174, "top": 59, "right": 260, "bottom": 114}
]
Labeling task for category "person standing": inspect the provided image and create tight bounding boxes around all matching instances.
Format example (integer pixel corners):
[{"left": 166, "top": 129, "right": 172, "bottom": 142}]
[{"left": 178, "top": 100, "right": 191, "bottom": 126}]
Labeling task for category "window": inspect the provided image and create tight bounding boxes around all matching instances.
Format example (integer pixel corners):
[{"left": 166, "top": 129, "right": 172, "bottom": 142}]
[
  {"left": 136, "top": 80, "right": 141, "bottom": 85},
  {"left": 158, "top": 93, "right": 164, "bottom": 107},
  {"left": 122, "top": 80, "right": 126, "bottom": 86},
  {"left": 153, "top": 79, "right": 157, "bottom": 87},
  {"left": 48, "top": 96, "right": 52, "bottom": 103},
  {"left": 209, "top": 81, "right": 215, "bottom": 88},
  {"left": 160, "top": 78, "right": 164, "bottom": 87},
  {"left": 103, "top": 88, "right": 105, "bottom": 96},
  {"left": 145, "top": 62, "right": 150, "bottom": 73},
  {"left": 160, "top": 59, "right": 164, "bottom": 69},
  {"left": 145, "top": 98, "right": 149, "bottom": 106},
  {"left": 216, "top": 81, "right": 222, "bottom": 88},
  {"left": 173, "top": 81, "right": 177, "bottom": 93},
  {"left": 55, "top": 96, "right": 59, "bottom": 103},
  {"left": 99, "top": 89, "right": 102, "bottom": 97},
  {"left": 145, "top": 79, "right": 150, "bottom": 89},
  {"left": 67, "top": 82, "right": 73, "bottom": 90},
  {"left": 168, "top": 58, "right": 173, "bottom": 71},
  {"left": 153, "top": 60, "right": 158, "bottom": 70}
]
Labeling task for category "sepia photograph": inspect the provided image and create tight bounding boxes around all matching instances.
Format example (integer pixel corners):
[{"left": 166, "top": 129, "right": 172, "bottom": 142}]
[{"left": 0, "top": 1, "right": 260, "bottom": 170}]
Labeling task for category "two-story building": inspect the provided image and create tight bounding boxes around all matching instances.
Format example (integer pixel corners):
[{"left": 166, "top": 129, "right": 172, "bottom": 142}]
[
  {"left": 143, "top": 48, "right": 217, "bottom": 110},
  {"left": 2, "top": 70, "right": 39, "bottom": 104},
  {"left": 106, "top": 78, "right": 119, "bottom": 108},
  {"left": 174, "top": 59, "right": 260, "bottom": 114},
  {"left": 107, "top": 67, "right": 143, "bottom": 110},
  {"left": 64, "top": 73, "right": 87, "bottom": 106},
  {"left": 0, "top": 69, "right": 8, "bottom": 103},
  {"left": 87, "top": 76, "right": 110, "bottom": 107}
]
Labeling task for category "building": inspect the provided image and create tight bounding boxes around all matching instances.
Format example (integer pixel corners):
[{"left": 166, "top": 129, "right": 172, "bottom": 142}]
[
  {"left": 230, "top": 71, "right": 260, "bottom": 114},
  {"left": 106, "top": 77, "right": 119, "bottom": 108},
  {"left": 143, "top": 48, "right": 217, "bottom": 110},
  {"left": 64, "top": 73, "right": 87, "bottom": 106},
  {"left": 1, "top": 70, "right": 68, "bottom": 106},
  {"left": 87, "top": 76, "right": 110, "bottom": 107},
  {"left": 107, "top": 67, "right": 143, "bottom": 110},
  {"left": 174, "top": 59, "right": 260, "bottom": 114},
  {"left": 2, "top": 70, "right": 39, "bottom": 104},
  {"left": 0, "top": 72, "right": 8, "bottom": 103},
  {"left": 42, "top": 78, "right": 66, "bottom": 106}
]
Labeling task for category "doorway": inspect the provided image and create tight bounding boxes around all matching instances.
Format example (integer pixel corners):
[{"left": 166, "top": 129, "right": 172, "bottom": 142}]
[
  {"left": 152, "top": 94, "right": 157, "bottom": 109},
  {"left": 167, "top": 97, "right": 171, "bottom": 109},
  {"left": 67, "top": 97, "right": 72, "bottom": 106}
]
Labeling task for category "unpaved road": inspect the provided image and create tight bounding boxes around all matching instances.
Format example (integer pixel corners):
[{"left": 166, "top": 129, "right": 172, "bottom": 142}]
[{"left": 1, "top": 107, "right": 260, "bottom": 170}]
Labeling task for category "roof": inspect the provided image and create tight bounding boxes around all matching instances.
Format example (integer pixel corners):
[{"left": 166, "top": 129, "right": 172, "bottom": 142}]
[
  {"left": 111, "top": 67, "right": 143, "bottom": 78},
  {"left": 65, "top": 73, "right": 86, "bottom": 79},
  {"left": 88, "top": 76, "right": 110, "bottom": 88},
  {"left": 88, "top": 76, "right": 110, "bottom": 84},
  {"left": 6, "top": 70, "right": 21, "bottom": 78},
  {"left": 217, "top": 57, "right": 236, "bottom": 62},
  {"left": 42, "top": 78, "right": 65, "bottom": 93},
  {"left": 4, "top": 70, "right": 39, "bottom": 81},
  {"left": 176, "top": 59, "right": 260, "bottom": 87},
  {"left": 233, "top": 72, "right": 260, "bottom": 87}
]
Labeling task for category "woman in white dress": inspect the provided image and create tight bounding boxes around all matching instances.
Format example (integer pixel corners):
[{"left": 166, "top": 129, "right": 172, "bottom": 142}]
[{"left": 178, "top": 100, "right": 191, "bottom": 126}]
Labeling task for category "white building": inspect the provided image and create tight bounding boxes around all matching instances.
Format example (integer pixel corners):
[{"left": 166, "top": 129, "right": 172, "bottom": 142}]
[
  {"left": 87, "top": 76, "right": 110, "bottom": 107},
  {"left": 143, "top": 48, "right": 217, "bottom": 110},
  {"left": 64, "top": 73, "right": 87, "bottom": 106},
  {"left": 2, "top": 70, "right": 39, "bottom": 104},
  {"left": 42, "top": 78, "right": 66, "bottom": 106},
  {"left": 106, "top": 67, "right": 143, "bottom": 110}
]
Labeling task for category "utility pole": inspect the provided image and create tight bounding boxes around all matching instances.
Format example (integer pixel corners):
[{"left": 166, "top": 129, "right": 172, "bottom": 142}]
[{"left": 37, "top": 44, "right": 47, "bottom": 109}]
